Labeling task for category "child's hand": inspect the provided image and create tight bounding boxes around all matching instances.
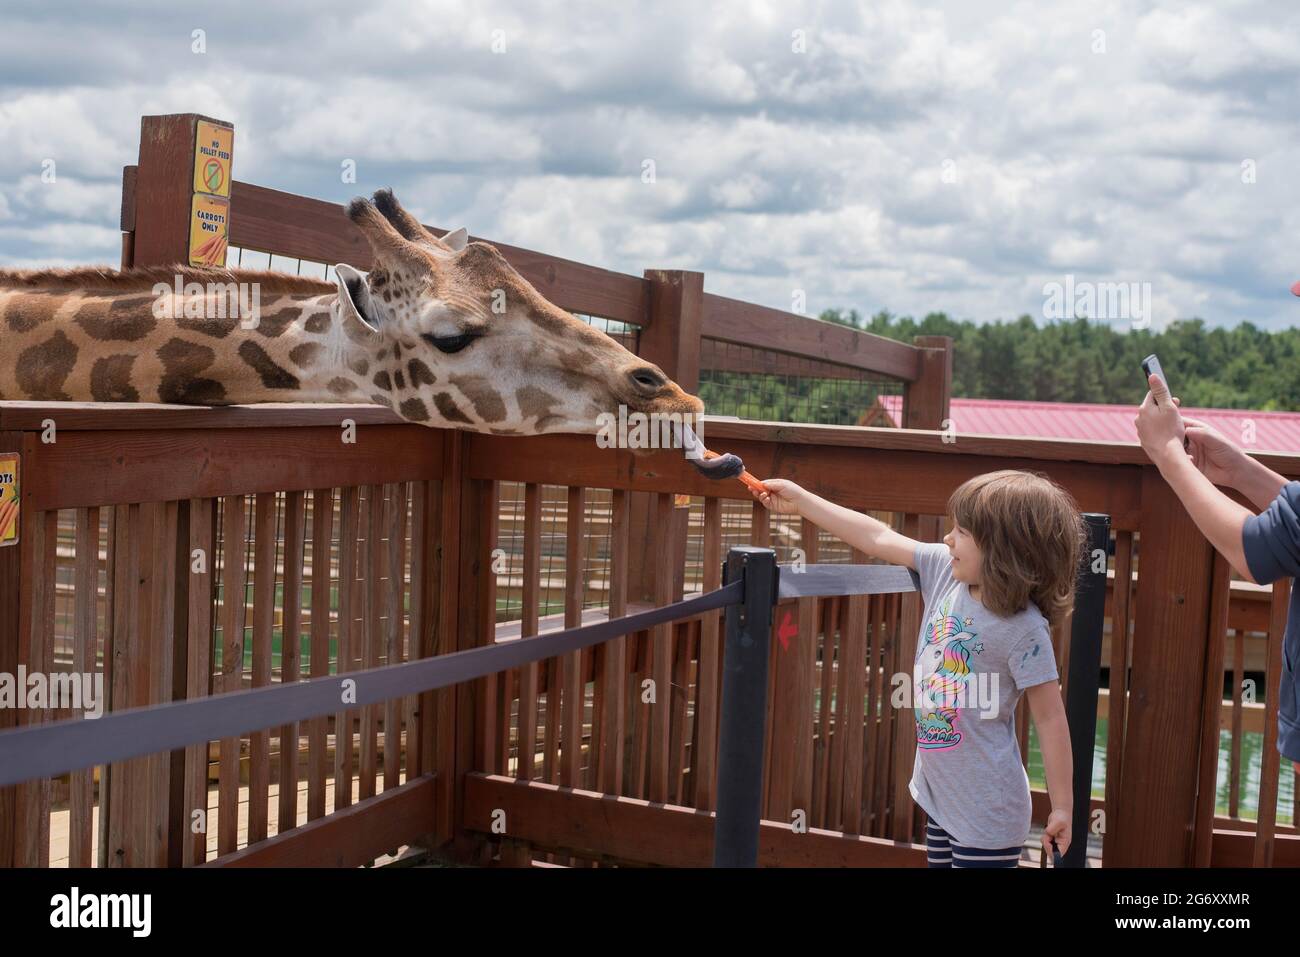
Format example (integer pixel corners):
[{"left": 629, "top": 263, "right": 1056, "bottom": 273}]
[
  {"left": 751, "top": 478, "right": 805, "bottom": 515},
  {"left": 1043, "top": 809, "right": 1071, "bottom": 861}
]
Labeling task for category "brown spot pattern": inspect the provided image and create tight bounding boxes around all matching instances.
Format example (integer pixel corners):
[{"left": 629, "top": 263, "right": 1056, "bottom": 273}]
[
  {"left": 450, "top": 374, "right": 506, "bottom": 423},
  {"left": 16, "top": 331, "right": 77, "bottom": 400},
  {"left": 327, "top": 377, "right": 355, "bottom": 397},
  {"left": 408, "top": 358, "right": 435, "bottom": 386},
  {"left": 158, "top": 337, "right": 227, "bottom": 405},
  {"left": 89, "top": 354, "right": 139, "bottom": 402},
  {"left": 74, "top": 296, "right": 158, "bottom": 341},
  {"left": 373, "top": 370, "right": 392, "bottom": 391},
  {"left": 289, "top": 342, "right": 323, "bottom": 367},
  {"left": 398, "top": 397, "right": 430, "bottom": 421},
  {"left": 238, "top": 341, "right": 300, "bottom": 390},
  {"left": 433, "top": 392, "right": 473, "bottom": 424}
]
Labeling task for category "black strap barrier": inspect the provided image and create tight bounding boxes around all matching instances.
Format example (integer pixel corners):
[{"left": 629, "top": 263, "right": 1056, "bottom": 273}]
[
  {"left": 1060, "top": 513, "right": 1111, "bottom": 868},
  {"left": 0, "top": 578, "right": 744, "bottom": 789},
  {"left": 776, "top": 562, "right": 920, "bottom": 599}
]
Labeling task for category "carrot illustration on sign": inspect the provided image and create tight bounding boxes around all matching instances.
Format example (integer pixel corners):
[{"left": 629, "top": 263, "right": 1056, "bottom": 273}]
[{"left": 0, "top": 494, "right": 17, "bottom": 543}]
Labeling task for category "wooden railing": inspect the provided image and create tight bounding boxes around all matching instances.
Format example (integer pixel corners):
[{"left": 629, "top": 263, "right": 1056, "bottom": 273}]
[{"left": 2, "top": 111, "right": 1294, "bottom": 868}]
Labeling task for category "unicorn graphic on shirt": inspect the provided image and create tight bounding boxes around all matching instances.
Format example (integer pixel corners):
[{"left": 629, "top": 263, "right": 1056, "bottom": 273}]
[{"left": 915, "top": 597, "right": 983, "bottom": 750}]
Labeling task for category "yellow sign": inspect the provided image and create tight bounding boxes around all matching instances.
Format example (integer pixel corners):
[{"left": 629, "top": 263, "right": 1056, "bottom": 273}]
[
  {"left": 0, "top": 453, "right": 19, "bottom": 548},
  {"left": 193, "top": 120, "right": 234, "bottom": 198},
  {"left": 189, "top": 193, "right": 230, "bottom": 267}
]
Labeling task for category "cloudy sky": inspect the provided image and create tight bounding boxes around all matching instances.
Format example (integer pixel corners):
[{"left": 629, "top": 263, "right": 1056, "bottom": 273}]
[{"left": 2, "top": 0, "right": 1299, "bottom": 329}]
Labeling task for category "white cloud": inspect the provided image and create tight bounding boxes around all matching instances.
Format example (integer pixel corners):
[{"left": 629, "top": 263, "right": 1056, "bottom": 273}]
[{"left": 0, "top": 0, "right": 1298, "bottom": 328}]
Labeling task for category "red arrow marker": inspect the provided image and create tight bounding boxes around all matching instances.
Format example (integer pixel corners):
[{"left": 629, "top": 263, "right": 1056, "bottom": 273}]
[{"left": 778, "top": 611, "right": 797, "bottom": 651}]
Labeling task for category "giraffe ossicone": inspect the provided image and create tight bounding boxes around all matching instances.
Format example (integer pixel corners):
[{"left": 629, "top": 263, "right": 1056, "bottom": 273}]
[{"left": 0, "top": 189, "right": 738, "bottom": 477}]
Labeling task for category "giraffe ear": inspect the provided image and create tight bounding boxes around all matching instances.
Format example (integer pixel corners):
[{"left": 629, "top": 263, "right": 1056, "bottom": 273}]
[
  {"left": 333, "top": 264, "right": 382, "bottom": 341},
  {"left": 439, "top": 227, "right": 468, "bottom": 251}
]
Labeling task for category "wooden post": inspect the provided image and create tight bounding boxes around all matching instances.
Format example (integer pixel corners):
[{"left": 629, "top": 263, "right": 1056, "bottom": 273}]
[
  {"left": 131, "top": 113, "right": 233, "bottom": 269},
  {"left": 904, "top": 335, "right": 952, "bottom": 431},
  {"left": 0, "top": 431, "right": 33, "bottom": 868},
  {"left": 627, "top": 270, "right": 703, "bottom": 603},
  {"left": 1108, "top": 470, "right": 1219, "bottom": 865}
]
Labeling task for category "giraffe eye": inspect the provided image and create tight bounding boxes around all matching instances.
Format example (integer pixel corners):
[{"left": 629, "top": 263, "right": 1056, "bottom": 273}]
[{"left": 422, "top": 331, "right": 481, "bottom": 354}]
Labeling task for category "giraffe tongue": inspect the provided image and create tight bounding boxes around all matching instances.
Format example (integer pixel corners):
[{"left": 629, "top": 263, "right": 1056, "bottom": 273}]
[{"left": 677, "top": 422, "right": 746, "bottom": 480}]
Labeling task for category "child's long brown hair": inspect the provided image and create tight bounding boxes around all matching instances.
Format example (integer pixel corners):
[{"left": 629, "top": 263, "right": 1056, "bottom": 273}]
[{"left": 947, "top": 470, "right": 1087, "bottom": 631}]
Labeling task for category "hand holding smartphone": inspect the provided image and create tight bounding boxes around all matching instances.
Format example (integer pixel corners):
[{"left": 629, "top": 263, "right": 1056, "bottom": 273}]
[{"left": 1141, "top": 353, "right": 1188, "bottom": 450}]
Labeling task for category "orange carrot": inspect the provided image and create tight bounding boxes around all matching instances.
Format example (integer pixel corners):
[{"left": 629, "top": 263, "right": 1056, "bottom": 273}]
[{"left": 700, "top": 449, "right": 768, "bottom": 493}]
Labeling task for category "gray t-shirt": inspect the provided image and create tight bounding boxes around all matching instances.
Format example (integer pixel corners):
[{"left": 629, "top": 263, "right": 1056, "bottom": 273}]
[{"left": 907, "top": 542, "right": 1059, "bottom": 849}]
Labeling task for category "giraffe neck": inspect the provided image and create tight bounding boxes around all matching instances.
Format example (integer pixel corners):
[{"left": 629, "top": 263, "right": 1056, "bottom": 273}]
[{"left": 0, "top": 279, "right": 377, "bottom": 406}]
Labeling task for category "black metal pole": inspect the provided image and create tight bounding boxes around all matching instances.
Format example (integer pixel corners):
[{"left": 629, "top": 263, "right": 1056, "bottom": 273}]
[
  {"left": 1060, "top": 512, "right": 1110, "bottom": 867},
  {"left": 713, "top": 546, "right": 777, "bottom": 867}
]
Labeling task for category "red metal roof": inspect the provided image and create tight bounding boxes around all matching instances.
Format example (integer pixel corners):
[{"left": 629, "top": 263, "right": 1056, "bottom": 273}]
[{"left": 876, "top": 395, "right": 1300, "bottom": 454}]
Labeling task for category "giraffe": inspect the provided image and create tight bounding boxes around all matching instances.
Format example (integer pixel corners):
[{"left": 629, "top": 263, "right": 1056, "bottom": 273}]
[{"left": 0, "top": 190, "right": 716, "bottom": 457}]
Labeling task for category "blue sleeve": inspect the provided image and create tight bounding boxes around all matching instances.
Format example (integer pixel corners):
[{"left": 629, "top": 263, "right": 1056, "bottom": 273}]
[{"left": 1242, "top": 481, "right": 1300, "bottom": 585}]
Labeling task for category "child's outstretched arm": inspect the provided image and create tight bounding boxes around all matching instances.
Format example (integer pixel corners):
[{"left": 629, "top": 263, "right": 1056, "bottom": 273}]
[
  {"left": 752, "top": 479, "right": 921, "bottom": 569},
  {"left": 1025, "top": 681, "right": 1073, "bottom": 859}
]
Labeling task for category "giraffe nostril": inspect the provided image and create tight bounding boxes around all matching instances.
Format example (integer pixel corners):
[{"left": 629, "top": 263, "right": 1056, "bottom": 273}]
[{"left": 628, "top": 366, "right": 665, "bottom": 392}]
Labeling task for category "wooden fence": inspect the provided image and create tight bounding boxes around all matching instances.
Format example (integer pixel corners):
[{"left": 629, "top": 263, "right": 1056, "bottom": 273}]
[{"left": 0, "top": 111, "right": 1296, "bottom": 867}]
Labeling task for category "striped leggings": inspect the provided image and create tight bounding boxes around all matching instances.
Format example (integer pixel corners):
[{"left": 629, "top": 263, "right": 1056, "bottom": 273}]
[{"left": 925, "top": 818, "right": 1022, "bottom": 868}]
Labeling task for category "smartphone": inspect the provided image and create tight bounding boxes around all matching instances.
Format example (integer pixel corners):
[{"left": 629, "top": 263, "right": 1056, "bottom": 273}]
[
  {"left": 1142, "top": 354, "right": 1188, "bottom": 449},
  {"left": 1141, "top": 354, "right": 1167, "bottom": 393}
]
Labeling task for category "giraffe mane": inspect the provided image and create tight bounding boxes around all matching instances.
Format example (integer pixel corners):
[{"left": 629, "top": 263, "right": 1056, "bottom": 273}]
[{"left": 0, "top": 264, "right": 336, "bottom": 295}]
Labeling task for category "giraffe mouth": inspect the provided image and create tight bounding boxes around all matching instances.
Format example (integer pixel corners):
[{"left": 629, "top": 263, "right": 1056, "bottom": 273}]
[{"left": 676, "top": 421, "right": 747, "bottom": 481}]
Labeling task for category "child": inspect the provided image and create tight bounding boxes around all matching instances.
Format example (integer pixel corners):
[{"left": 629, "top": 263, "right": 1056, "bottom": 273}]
[{"left": 753, "top": 469, "right": 1081, "bottom": 867}]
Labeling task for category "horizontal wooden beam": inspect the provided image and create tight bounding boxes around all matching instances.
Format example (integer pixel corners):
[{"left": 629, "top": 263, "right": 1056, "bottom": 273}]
[
  {"left": 20, "top": 424, "right": 443, "bottom": 511},
  {"left": 702, "top": 293, "right": 919, "bottom": 381},
  {"left": 203, "top": 774, "right": 437, "bottom": 867},
  {"left": 0, "top": 401, "right": 400, "bottom": 432},
  {"left": 464, "top": 772, "right": 926, "bottom": 866},
  {"left": 1210, "top": 827, "right": 1300, "bottom": 867},
  {"left": 466, "top": 431, "right": 1146, "bottom": 528}
]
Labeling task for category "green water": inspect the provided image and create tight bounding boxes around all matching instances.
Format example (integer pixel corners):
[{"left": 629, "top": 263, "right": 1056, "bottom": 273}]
[{"left": 1022, "top": 716, "right": 1295, "bottom": 825}]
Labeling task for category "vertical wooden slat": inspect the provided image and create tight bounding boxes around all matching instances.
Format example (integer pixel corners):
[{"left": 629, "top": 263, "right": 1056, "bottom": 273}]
[
  {"left": 217, "top": 496, "right": 247, "bottom": 856},
  {"left": 891, "top": 513, "right": 925, "bottom": 842},
  {"left": 1192, "top": 551, "right": 1231, "bottom": 866},
  {"left": 1254, "top": 578, "right": 1290, "bottom": 867},
  {"left": 406, "top": 481, "right": 430, "bottom": 780},
  {"left": 278, "top": 490, "right": 305, "bottom": 833},
  {"left": 649, "top": 493, "right": 674, "bottom": 803},
  {"left": 836, "top": 547, "right": 869, "bottom": 834},
  {"left": 880, "top": 578, "right": 902, "bottom": 837},
  {"left": 14, "top": 509, "right": 55, "bottom": 867},
  {"left": 752, "top": 501, "right": 775, "bottom": 814},
  {"left": 334, "top": 486, "right": 360, "bottom": 811},
  {"left": 99, "top": 504, "right": 123, "bottom": 867},
  {"left": 561, "top": 487, "right": 585, "bottom": 788},
  {"left": 70, "top": 506, "right": 99, "bottom": 867},
  {"left": 812, "top": 595, "right": 835, "bottom": 825},
  {"left": 1103, "top": 530, "right": 1134, "bottom": 863},
  {"left": 1228, "top": 630, "right": 1244, "bottom": 819},
  {"left": 105, "top": 504, "right": 137, "bottom": 866},
  {"left": 692, "top": 497, "right": 722, "bottom": 810},
  {"left": 519, "top": 483, "right": 542, "bottom": 782},
  {"left": 248, "top": 493, "right": 276, "bottom": 844},
  {"left": 307, "top": 489, "right": 333, "bottom": 820},
  {"left": 474, "top": 482, "right": 500, "bottom": 780},
  {"left": 359, "top": 486, "right": 383, "bottom": 801},
  {"left": 182, "top": 498, "right": 214, "bottom": 865},
  {"left": 384, "top": 482, "right": 407, "bottom": 791}
]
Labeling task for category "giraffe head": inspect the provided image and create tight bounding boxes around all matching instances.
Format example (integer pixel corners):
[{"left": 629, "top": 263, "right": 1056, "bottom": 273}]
[{"left": 332, "top": 190, "right": 703, "bottom": 440}]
